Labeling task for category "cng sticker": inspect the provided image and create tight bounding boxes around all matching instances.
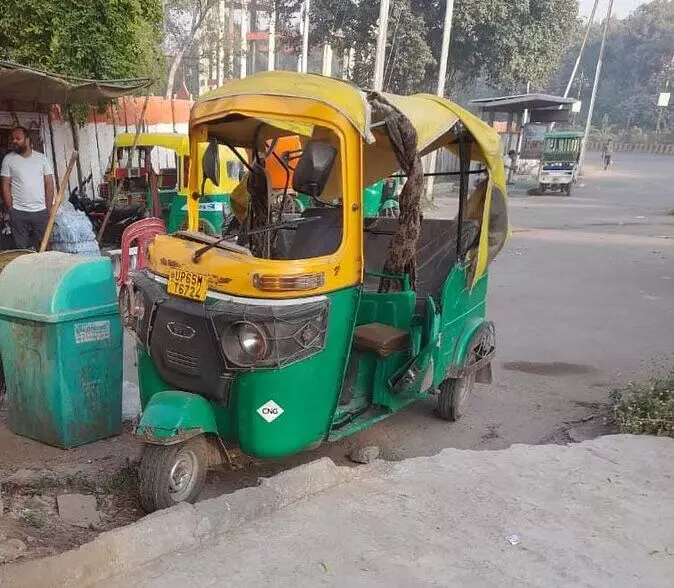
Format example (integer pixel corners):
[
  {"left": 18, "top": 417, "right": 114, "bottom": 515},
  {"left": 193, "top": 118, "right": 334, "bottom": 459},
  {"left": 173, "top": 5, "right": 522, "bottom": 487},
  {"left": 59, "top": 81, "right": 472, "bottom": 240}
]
[{"left": 257, "top": 400, "right": 284, "bottom": 423}]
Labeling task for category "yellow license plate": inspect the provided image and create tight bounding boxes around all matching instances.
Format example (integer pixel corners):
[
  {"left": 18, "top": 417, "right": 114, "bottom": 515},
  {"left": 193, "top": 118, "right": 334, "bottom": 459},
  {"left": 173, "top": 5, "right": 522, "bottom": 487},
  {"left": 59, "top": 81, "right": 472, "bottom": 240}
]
[{"left": 167, "top": 268, "right": 208, "bottom": 301}]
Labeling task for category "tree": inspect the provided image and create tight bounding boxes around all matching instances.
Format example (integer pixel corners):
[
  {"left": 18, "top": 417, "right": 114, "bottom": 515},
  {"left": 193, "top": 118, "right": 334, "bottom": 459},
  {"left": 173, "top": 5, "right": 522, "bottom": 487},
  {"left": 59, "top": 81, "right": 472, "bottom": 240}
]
[
  {"left": 549, "top": 0, "right": 674, "bottom": 133},
  {"left": 280, "top": 0, "right": 577, "bottom": 96},
  {"left": 0, "top": 0, "right": 164, "bottom": 82},
  {"left": 164, "top": 0, "right": 220, "bottom": 98}
]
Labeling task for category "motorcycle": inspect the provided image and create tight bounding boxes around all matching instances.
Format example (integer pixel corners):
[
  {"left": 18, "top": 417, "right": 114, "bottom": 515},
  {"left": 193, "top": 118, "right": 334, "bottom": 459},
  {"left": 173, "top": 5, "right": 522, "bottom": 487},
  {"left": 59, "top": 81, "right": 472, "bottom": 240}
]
[{"left": 70, "top": 174, "right": 146, "bottom": 246}]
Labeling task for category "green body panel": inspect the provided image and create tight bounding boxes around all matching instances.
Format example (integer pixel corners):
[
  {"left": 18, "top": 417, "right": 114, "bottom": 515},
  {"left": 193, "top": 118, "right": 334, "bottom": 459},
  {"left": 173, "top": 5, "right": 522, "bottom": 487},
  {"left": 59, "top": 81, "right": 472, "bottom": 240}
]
[
  {"left": 136, "top": 391, "right": 218, "bottom": 444},
  {"left": 434, "top": 264, "right": 489, "bottom": 385},
  {"left": 0, "top": 253, "right": 122, "bottom": 449},
  {"left": 234, "top": 287, "right": 358, "bottom": 457},
  {"left": 297, "top": 180, "right": 398, "bottom": 218},
  {"left": 356, "top": 290, "right": 415, "bottom": 329},
  {"left": 136, "top": 286, "right": 359, "bottom": 458},
  {"left": 166, "top": 194, "right": 232, "bottom": 234},
  {"left": 363, "top": 180, "right": 384, "bottom": 217}
]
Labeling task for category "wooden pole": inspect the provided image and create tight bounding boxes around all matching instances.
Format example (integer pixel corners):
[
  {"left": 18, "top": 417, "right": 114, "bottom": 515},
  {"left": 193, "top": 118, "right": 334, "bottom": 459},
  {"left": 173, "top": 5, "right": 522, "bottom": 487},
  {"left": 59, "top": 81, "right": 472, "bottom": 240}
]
[{"left": 39, "top": 152, "right": 78, "bottom": 253}]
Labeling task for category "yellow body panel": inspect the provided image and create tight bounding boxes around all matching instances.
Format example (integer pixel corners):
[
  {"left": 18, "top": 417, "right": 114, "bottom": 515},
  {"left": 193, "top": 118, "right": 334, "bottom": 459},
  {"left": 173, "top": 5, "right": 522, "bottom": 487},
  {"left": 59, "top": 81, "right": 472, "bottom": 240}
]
[{"left": 149, "top": 98, "right": 364, "bottom": 299}]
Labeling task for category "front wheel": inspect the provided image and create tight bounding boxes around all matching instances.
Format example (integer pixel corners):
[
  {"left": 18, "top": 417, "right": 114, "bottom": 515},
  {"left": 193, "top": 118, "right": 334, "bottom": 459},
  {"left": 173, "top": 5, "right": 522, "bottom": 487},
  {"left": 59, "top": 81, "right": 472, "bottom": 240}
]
[
  {"left": 437, "top": 372, "right": 476, "bottom": 422},
  {"left": 539, "top": 183, "right": 547, "bottom": 194},
  {"left": 139, "top": 435, "right": 209, "bottom": 512},
  {"left": 565, "top": 183, "right": 573, "bottom": 196}
]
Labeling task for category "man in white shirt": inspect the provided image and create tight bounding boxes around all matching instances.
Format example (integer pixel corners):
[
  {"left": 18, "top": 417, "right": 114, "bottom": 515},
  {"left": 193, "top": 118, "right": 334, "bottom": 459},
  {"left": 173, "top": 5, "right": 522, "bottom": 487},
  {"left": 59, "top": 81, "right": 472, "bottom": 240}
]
[{"left": 1, "top": 126, "right": 55, "bottom": 249}]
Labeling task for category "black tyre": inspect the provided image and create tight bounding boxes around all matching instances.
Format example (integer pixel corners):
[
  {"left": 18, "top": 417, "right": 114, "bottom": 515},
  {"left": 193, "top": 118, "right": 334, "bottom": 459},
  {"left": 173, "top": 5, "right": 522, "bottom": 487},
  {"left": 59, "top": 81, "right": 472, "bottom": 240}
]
[
  {"left": 139, "top": 436, "right": 209, "bottom": 512},
  {"left": 539, "top": 183, "right": 547, "bottom": 193},
  {"left": 437, "top": 371, "right": 477, "bottom": 422},
  {"left": 565, "top": 183, "right": 573, "bottom": 196}
]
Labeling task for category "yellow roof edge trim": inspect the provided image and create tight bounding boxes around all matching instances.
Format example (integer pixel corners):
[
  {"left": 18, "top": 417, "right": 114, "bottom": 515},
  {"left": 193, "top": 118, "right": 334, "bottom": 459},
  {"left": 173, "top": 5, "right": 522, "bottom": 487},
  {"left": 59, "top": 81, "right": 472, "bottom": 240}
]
[
  {"left": 114, "top": 132, "right": 189, "bottom": 153},
  {"left": 192, "top": 72, "right": 375, "bottom": 144}
]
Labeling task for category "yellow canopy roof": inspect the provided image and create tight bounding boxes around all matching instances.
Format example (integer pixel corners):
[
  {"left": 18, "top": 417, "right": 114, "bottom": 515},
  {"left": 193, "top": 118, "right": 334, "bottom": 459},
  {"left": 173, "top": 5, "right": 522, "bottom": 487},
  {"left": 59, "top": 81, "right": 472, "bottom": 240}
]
[
  {"left": 193, "top": 72, "right": 372, "bottom": 143},
  {"left": 114, "top": 132, "right": 189, "bottom": 154}
]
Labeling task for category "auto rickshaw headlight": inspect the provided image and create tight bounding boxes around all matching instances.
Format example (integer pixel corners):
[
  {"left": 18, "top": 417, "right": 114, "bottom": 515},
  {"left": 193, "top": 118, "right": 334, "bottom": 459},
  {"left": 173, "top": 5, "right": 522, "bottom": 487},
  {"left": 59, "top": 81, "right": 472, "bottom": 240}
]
[
  {"left": 237, "top": 322, "right": 268, "bottom": 360},
  {"left": 221, "top": 321, "right": 269, "bottom": 366}
]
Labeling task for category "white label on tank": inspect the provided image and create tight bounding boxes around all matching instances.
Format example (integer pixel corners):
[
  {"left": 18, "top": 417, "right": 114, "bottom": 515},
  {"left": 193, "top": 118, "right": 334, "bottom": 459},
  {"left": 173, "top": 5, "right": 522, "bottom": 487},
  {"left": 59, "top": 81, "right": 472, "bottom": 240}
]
[
  {"left": 256, "top": 400, "right": 284, "bottom": 423},
  {"left": 74, "top": 320, "right": 111, "bottom": 344},
  {"left": 180, "top": 202, "right": 224, "bottom": 212}
]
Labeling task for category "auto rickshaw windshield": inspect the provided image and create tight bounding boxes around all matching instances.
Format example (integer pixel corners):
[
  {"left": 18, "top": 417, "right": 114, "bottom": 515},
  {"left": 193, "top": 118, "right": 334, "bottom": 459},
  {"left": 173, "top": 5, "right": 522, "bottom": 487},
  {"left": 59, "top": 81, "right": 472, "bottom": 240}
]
[{"left": 196, "top": 113, "right": 347, "bottom": 262}]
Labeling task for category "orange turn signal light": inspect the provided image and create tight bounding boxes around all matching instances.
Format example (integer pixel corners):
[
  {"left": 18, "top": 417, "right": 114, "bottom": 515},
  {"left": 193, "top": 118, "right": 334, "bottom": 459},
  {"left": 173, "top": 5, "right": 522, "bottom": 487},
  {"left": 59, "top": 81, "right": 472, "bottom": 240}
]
[{"left": 253, "top": 273, "right": 325, "bottom": 292}]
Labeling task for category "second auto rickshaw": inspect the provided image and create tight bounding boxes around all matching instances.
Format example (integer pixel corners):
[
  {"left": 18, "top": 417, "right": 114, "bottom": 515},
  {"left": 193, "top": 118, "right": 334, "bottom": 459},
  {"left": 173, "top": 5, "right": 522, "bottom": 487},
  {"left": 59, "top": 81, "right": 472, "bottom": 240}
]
[
  {"left": 107, "top": 133, "right": 245, "bottom": 234},
  {"left": 537, "top": 131, "right": 583, "bottom": 195},
  {"left": 121, "top": 72, "right": 508, "bottom": 511}
]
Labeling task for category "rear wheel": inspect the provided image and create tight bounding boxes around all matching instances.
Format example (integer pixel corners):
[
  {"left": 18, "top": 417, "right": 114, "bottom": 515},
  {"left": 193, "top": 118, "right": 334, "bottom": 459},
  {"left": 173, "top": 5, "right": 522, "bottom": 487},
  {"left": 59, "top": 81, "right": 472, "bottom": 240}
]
[
  {"left": 139, "top": 436, "right": 209, "bottom": 513},
  {"left": 437, "top": 372, "right": 476, "bottom": 422},
  {"left": 539, "top": 183, "right": 547, "bottom": 194}
]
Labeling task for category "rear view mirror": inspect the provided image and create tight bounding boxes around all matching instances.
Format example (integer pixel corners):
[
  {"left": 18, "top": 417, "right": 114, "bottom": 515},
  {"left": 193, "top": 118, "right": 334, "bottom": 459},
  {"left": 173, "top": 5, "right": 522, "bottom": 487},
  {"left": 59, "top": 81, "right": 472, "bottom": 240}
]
[
  {"left": 292, "top": 141, "right": 337, "bottom": 199},
  {"left": 202, "top": 138, "right": 220, "bottom": 189}
]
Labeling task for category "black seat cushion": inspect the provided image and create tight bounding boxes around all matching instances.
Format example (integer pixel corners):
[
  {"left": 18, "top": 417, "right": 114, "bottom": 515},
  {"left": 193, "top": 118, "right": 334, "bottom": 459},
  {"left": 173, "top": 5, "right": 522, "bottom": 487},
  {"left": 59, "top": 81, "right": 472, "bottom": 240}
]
[{"left": 286, "top": 207, "right": 343, "bottom": 260}]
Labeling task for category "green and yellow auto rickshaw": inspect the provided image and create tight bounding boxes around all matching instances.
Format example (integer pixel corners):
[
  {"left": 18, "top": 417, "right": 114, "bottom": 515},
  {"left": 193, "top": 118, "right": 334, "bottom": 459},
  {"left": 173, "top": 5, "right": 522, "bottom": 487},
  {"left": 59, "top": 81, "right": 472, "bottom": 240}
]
[
  {"left": 537, "top": 131, "right": 583, "bottom": 196},
  {"left": 109, "top": 133, "right": 245, "bottom": 233},
  {"left": 121, "top": 72, "right": 508, "bottom": 512}
]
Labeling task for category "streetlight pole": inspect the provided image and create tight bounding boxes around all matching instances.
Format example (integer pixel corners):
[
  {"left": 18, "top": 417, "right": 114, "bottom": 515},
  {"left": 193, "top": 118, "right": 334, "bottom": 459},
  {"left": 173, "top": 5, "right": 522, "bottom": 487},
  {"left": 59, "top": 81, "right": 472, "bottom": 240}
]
[
  {"left": 564, "top": 0, "right": 600, "bottom": 98},
  {"left": 373, "top": 0, "right": 391, "bottom": 91},
  {"left": 579, "top": 0, "right": 614, "bottom": 174},
  {"left": 298, "top": 0, "right": 311, "bottom": 73},
  {"left": 268, "top": 5, "right": 276, "bottom": 71},
  {"left": 425, "top": 0, "right": 455, "bottom": 200}
]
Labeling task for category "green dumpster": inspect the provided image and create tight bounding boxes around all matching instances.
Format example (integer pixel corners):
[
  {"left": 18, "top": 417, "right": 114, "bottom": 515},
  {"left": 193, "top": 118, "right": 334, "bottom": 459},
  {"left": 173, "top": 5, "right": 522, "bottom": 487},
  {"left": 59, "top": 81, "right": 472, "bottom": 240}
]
[{"left": 0, "top": 252, "right": 123, "bottom": 448}]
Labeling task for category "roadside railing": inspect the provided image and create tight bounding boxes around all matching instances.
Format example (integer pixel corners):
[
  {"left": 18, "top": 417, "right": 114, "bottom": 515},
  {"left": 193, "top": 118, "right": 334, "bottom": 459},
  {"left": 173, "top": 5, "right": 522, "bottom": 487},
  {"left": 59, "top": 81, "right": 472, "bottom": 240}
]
[{"left": 586, "top": 142, "right": 674, "bottom": 155}]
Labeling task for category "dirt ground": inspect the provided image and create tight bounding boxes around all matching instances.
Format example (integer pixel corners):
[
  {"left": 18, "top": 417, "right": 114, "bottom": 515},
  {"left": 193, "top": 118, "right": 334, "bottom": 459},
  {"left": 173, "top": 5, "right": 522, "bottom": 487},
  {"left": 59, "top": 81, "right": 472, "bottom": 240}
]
[{"left": 1, "top": 151, "right": 672, "bottom": 565}]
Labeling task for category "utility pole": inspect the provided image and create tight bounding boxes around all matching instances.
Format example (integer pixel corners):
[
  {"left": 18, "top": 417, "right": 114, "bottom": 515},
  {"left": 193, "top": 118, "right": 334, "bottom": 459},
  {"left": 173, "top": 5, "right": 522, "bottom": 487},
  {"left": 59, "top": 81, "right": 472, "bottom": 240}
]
[
  {"left": 564, "top": 0, "right": 600, "bottom": 98},
  {"left": 268, "top": 5, "right": 276, "bottom": 71},
  {"left": 579, "top": 0, "right": 614, "bottom": 174},
  {"left": 240, "top": 0, "right": 249, "bottom": 79},
  {"left": 322, "top": 44, "right": 333, "bottom": 77},
  {"left": 373, "top": 0, "right": 391, "bottom": 91},
  {"left": 425, "top": 0, "right": 455, "bottom": 200},
  {"left": 298, "top": 0, "right": 311, "bottom": 73}
]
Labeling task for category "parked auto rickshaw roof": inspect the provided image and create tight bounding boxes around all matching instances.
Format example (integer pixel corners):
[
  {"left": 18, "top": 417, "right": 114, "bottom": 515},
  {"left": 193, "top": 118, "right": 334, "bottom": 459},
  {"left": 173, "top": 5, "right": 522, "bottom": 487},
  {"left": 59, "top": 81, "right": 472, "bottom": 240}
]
[
  {"left": 114, "top": 132, "right": 189, "bottom": 153},
  {"left": 543, "top": 131, "right": 584, "bottom": 139}
]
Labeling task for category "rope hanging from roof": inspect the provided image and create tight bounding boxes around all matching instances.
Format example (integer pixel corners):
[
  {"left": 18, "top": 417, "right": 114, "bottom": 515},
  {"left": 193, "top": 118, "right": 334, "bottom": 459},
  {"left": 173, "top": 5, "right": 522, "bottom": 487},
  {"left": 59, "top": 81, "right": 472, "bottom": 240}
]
[{"left": 367, "top": 92, "right": 424, "bottom": 292}]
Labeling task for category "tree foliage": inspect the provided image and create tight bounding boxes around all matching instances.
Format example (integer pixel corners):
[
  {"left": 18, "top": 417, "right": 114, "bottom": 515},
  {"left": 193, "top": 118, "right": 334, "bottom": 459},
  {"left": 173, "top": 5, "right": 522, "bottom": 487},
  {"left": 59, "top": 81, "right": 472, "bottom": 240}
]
[
  {"left": 0, "top": 0, "right": 164, "bottom": 82},
  {"left": 549, "top": 0, "right": 674, "bottom": 133},
  {"left": 164, "top": 0, "right": 220, "bottom": 97},
  {"left": 280, "top": 0, "right": 577, "bottom": 95}
]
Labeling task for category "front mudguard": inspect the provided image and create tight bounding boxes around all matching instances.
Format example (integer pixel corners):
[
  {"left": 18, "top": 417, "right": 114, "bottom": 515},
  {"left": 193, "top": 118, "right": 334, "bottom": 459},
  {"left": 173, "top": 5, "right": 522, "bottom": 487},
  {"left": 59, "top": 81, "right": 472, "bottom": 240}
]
[
  {"left": 445, "top": 319, "right": 496, "bottom": 382},
  {"left": 135, "top": 391, "right": 218, "bottom": 446}
]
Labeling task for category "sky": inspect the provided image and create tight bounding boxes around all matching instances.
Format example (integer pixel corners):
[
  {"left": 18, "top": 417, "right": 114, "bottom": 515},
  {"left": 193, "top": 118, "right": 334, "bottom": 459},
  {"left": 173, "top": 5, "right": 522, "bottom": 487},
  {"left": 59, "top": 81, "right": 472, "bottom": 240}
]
[{"left": 578, "top": 0, "right": 648, "bottom": 18}]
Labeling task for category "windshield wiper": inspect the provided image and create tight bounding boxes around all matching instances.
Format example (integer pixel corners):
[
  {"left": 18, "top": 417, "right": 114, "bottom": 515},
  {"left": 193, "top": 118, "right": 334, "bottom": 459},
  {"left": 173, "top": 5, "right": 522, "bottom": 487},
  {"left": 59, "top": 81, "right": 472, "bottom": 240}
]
[{"left": 192, "top": 216, "right": 317, "bottom": 263}]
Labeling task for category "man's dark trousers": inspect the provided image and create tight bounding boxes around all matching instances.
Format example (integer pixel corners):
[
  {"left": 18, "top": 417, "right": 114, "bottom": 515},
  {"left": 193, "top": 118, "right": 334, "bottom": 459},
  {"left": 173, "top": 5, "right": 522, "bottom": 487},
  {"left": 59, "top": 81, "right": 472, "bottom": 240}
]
[{"left": 10, "top": 208, "right": 49, "bottom": 250}]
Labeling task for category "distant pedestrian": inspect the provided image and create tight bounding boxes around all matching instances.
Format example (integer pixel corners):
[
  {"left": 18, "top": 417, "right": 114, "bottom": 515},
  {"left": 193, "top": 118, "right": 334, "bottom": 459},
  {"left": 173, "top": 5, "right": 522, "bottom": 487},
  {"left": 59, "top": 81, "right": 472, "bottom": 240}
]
[
  {"left": 506, "top": 149, "right": 518, "bottom": 184},
  {"left": 0, "top": 126, "right": 55, "bottom": 249},
  {"left": 602, "top": 139, "right": 613, "bottom": 170}
]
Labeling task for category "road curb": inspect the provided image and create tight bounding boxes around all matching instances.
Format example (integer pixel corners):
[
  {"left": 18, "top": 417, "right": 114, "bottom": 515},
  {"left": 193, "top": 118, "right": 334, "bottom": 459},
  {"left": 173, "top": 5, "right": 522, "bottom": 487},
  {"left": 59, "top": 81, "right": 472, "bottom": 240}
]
[{"left": 0, "top": 457, "right": 354, "bottom": 588}]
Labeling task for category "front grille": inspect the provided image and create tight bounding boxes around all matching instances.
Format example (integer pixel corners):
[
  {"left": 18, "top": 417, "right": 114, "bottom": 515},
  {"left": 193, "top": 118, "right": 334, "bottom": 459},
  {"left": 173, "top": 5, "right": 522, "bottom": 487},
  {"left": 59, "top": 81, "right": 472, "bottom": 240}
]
[{"left": 165, "top": 350, "right": 200, "bottom": 374}]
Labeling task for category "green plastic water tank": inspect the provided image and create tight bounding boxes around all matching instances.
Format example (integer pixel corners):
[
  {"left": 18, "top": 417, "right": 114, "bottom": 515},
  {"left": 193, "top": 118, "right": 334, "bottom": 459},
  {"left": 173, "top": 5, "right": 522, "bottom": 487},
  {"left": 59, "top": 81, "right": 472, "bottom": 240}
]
[{"left": 0, "top": 252, "right": 122, "bottom": 448}]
